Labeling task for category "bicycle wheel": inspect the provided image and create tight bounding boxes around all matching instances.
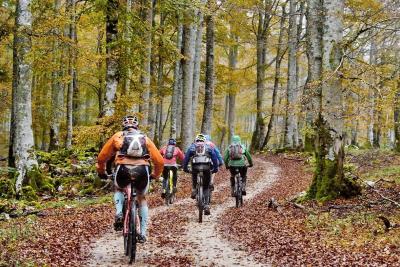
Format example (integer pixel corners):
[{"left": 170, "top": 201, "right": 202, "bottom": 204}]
[
  {"left": 123, "top": 199, "right": 129, "bottom": 256},
  {"left": 129, "top": 200, "right": 137, "bottom": 264},
  {"left": 197, "top": 174, "right": 204, "bottom": 223},
  {"left": 169, "top": 170, "right": 175, "bottom": 204},
  {"left": 165, "top": 179, "right": 170, "bottom": 206},
  {"left": 235, "top": 174, "right": 242, "bottom": 208}
]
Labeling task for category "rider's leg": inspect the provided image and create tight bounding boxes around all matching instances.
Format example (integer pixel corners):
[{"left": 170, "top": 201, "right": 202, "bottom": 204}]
[
  {"left": 161, "top": 167, "right": 168, "bottom": 198},
  {"left": 114, "top": 190, "right": 124, "bottom": 216},
  {"left": 203, "top": 170, "right": 211, "bottom": 215},
  {"left": 240, "top": 166, "right": 248, "bottom": 195},
  {"left": 210, "top": 173, "right": 215, "bottom": 191},
  {"left": 191, "top": 172, "right": 197, "bottom": 199},
  {"left": 229, "top": 167, "right": 235, "bottom": 197},
  {"left": 137, "top": 194, "right": 149, "bottom": 239},
  {"left": 172, "top": 166, "right": 178, "bottom": 191}
]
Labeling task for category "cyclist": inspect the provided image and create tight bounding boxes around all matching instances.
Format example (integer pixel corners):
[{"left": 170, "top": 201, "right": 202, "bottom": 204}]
[
  {"left": 96, "top": 115, "right": 164, "bottom": 243},
  {"left": 204, "top": 134, "right": 224, "bottom": 190},
  {"left": 183, "top": 134, "right": 219, "bottom": 215},
  {"left": 159, "top": 138, "right": 184, "bottom": 198},
  {"left": 224, "top": 135, "right": 253, "bottom": 197}
]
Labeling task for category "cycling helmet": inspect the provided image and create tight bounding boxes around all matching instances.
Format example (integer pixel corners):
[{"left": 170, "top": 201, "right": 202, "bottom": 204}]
[
  {"left": 195, "top": 134, "right": 206, "bottom": 143},
  {"left": 122, "top": 115, "right": 139, "bottom": 129},
  {"left": 168, "top": 138, "right": 176, "bottom": 145}
]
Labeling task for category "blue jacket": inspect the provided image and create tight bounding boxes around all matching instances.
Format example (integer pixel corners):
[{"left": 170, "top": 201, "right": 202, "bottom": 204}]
[
  {"left": 204, "top": 135, "right": 224, "bottom": 166},
  {"left": 183, "top": 143, "right": 219, "bottom": 173}
]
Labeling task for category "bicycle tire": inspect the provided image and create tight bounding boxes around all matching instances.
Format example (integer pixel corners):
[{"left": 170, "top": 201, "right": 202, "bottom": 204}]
[
  {"left": 198, "top": 174, "right": 203, "bottom": 223},
  {"left": 129, "top": 200, "right": 137, "bottom": 264},
  {"left": 169, "top": 170, "right": 175, "bottom": 204},
  {"left": 235, "top": 174, "right": 242, "bottom": 208},
  {"left": 123, "top": 199, "right": 129, "bottom": 256},
  {"left": 165, "top": 181, "right": 170, "bottom": 206}
]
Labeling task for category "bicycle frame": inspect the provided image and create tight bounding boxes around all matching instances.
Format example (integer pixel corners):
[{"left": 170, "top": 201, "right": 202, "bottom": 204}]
[
  {"left": 233, "top": 168, "right": 243, "bottom": 208},
  {"left": 122, "top": 182, "right": 140, "bottom": 263}
]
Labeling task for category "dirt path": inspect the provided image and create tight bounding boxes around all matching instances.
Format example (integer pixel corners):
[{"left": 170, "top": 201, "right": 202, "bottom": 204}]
[{"left": 86, "top": 157, "right": 279, "bottom": 266}]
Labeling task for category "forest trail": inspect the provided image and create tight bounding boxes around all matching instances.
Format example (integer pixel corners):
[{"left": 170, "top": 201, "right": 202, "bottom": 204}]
[{"left": 86, "top": 157, "right": 279, "bottom": 266}]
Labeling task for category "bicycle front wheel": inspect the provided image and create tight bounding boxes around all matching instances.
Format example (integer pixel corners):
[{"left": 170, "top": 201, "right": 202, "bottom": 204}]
[
  {"left": 129, "top": 201, "right": 137, "bottom": 264},
  {"left": 197, "top": 174, "right": 204, "bottom": 223},
  {"left": 235, "top": 174, "right": 243, "bottom": 208}
]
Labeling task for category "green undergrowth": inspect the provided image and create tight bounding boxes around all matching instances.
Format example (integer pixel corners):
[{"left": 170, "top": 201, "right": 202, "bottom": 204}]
[
  {"left": 0, "top": 147, "right": 107, "bottom": 202},
  {"left": 305, "top": 211, "right": 400, "bottom": 250}
]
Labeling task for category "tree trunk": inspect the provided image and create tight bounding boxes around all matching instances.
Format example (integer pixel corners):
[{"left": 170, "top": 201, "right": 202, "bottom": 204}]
[
  {"left": 9, "top": 0, "right": 38, "bottom": 194},
  {"left": 394, "top": 79, "right": 400, "bottom": 152},
  {"left": 200, "top": 3, "right": 215, "bottom": 135},
  {"left": 251, "top": 3, "right": 273, "bottom": 151},
  {"left": 138, "top": 0, "right": 153, "bottom": 125},
  {"left": 228, "top": 34, "right": 238, "bottom": 145},
  {"left": 121, "top": 0, "right": 132, "bottom": 96},
  {"left": 308, "top": 0, "right": 360, "bottom": 200},
  {"left": 304, "top": 0, "right": 323, "bottom": 151},
  {"left": 70, "top": 1, "right": 79, "bottom": 127},
  {"left": 49, "top": 0, "right": 64, "bottom": 151},
  {"left": 96, "top": 28, "right": 105, "bottom": 116},
  {"left": 180, "top": 19, "right": 196, "bottom": 150},
  {"left": 102, "top": 0, "right": 119, "bottom": 117},
  {"left": 66, "top": 0, "right": 77, "bottom": 148},
  {"left": 262, "top": 3, "right": 287, "bottom": 149},
  {"left": 192, "top": 0, "right": 206, "bottom": 132},
  {"left": 370, "top": 40, "right": 381, "bottom": 148},
  {"left": 284, "top": 0, "right": 299, "bottom": 149},
  {"left": 170, "top": 22, "right": 183, "bottom": 139}
]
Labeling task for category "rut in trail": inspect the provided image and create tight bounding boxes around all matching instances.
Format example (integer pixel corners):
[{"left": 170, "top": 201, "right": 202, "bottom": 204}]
[{"left": 86, "top": 157, "right": 278, "bottom": 266}]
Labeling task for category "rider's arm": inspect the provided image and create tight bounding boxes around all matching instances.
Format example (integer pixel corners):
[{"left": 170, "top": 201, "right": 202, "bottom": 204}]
[
  {"left": 159, "top": 146, "right": 165, "bottom": 156},
  {"left": 176, "top": 147, "right": 185, "bottom": 162},
  {"left": 215, "top": 147, "right": 224, "bottom": 166},
  {"left": 96, "top": 132, "right": 120, "bottom": 175},
  {"left": 244, "top": 149, "right": 253, "bottom": 166},
  {"left": 223, "top": 148, "right": 230, "bottom": 166},
  {"left": 146, "top": 137, "right": 164, "bottom": 178},
  {"left": 182, "top": 147, "right": 193, "bottom": 171},
  {"left": 210, "top": 149, "right": 219, "bottom": 173}
]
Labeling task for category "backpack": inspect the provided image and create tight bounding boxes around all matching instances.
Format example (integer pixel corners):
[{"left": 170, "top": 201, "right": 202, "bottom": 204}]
[
  {"left": 229, "top": 144, "right": 243, "bottom": 160},
  {"left": 120, "top": 131, "right": 148, "bottom": 158},
  {"left": 165, "top": 145, "right": 175, "bottom": 160},
  {"left": 192, "top": 142, "right": 211, "bottom": 165}
]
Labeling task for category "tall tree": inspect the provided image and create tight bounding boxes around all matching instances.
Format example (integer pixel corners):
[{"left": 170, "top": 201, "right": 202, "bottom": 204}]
[
  {"left": 262, "top": 2, "right": 287, "bottom": 149},
  {"left": 200, "top": 0, "right": 215, "bottom": 135},
  {"left": 102, "top": 0, "right": 119, "bottom": 117},
  {"left": 138, "top": 0, "right": 153, "bottom": 125},
  {"left": 284, "top": 0, "right": 299, "bottom": 149},
  {"left": 66, "top": 0, "right": 78, "bottom": 149},
  {"left": 250, "top": 0, "right": 276, "bottom": 151},
  {"left": 170, "top": 21, "right": 183, "bottom": 139},
  {"left": 304, "top": 0, "right": 323, "bottom": 151},
  {"left": 49, "top": 0, "right": 64, "bottom": 151},
  {"left": 227, "top": 34, "right": 238, "bottom": 145},
  {"left": 192, "top": 0, "right": 206, "bottom": 131},
  {"left": 308, "top": 0, "right": 360, "bottom": 199},
  {"left": 181, "top": 14, "right": 196, "bottom": 150},
  {"left": 9, "top": 0, "right": 38, "bottom": 194}
]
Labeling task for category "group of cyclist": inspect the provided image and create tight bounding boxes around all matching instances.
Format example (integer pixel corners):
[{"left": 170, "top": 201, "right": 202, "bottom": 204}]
[{"left": 96, "top": 115, "right": 253, "bottom": 243}]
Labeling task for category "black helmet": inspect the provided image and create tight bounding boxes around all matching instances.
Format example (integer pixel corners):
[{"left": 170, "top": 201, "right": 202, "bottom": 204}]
[
  {"left": 122, "top": 115, "right": 139, "bottom": 129},
  {"left": 168, "top": 138, "right": 176, "bottom": 145}
]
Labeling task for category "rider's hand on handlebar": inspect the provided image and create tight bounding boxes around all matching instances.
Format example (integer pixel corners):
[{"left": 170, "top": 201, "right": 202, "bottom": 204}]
[
  {"left": 99, "top": 173, "right": 108, "bottom": 180},
  {"left": 149, "top": 174, "right": 156, "bottom": 181},
  {"left": 249, "top": 163, "right": 254, "bottom": 168}
]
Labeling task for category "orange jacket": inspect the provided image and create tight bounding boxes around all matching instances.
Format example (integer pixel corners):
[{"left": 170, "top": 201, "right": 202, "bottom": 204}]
[{"left": 96, "top": 130, "right": 164, "bottom": 178}]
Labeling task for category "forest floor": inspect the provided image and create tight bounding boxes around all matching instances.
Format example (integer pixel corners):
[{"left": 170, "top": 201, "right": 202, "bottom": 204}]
[{"left": 2, "top": 152, "right": 400, "bottom": 266}]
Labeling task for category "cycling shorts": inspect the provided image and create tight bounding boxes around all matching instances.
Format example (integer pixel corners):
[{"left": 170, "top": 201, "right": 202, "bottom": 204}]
[{"left": 115, "top": 164, "right": 150, "bottom": 194}]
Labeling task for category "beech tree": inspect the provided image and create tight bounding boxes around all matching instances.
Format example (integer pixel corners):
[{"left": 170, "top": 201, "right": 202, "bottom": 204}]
[{"left": 9, "top": 0, "right": 38, "bottom": 194}]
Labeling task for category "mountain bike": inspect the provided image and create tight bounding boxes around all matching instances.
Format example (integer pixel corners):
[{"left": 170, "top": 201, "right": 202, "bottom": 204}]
[
  {"left": 109, "top": 174, "right": 141, "bottom": 264},
  {"left": 192, "top": 164, "right": 211, "bottom": 223},
  {"left": 232, "top": 167, "right": 243, "bottom": 208},
  {"left": 164, "top": 165, "right": 179, "bottom": 205}
]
